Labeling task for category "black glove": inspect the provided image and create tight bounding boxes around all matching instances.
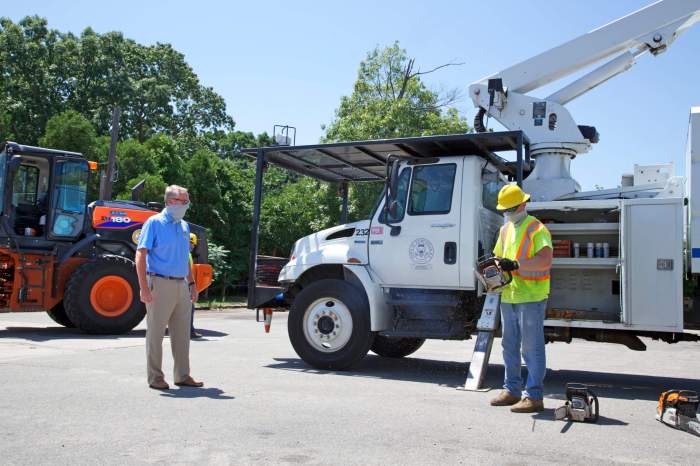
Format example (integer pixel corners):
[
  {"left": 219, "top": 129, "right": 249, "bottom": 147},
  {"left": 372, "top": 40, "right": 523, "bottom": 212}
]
[{"left": 498, "top": 258, "right": 519, "bottom": 272}]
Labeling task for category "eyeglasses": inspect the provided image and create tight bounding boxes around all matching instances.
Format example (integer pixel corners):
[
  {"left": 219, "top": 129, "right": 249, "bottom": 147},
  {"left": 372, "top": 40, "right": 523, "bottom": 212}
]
[
  {"left": 502, "top": 206, "right": 519, "bottom": 214},
  {"left": 169, "top": 197, "right": 190, "bottom": 205}
]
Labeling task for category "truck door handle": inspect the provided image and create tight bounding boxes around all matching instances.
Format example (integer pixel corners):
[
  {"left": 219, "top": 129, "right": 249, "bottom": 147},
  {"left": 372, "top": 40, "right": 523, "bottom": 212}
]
[{"left": 444, "top": 242, "right": 457, "bottom": 264}]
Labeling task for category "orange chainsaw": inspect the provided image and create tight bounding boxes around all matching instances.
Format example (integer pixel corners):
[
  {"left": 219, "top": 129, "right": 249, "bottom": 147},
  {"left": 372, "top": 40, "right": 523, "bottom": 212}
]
[{"left": 657, "top": 390, "right": 700, "bottom": 437}]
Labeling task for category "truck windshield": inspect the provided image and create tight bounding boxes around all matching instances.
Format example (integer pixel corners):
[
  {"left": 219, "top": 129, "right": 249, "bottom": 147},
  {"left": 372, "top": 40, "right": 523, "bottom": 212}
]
[{"left": 0, "top": 150, "right": 5, "bottom": 215}]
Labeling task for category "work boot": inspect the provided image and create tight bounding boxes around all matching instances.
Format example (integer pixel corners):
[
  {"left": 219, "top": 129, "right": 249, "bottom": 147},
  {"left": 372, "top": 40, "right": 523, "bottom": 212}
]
[
  {"left": 490, "top": 390, "right": 521, "bottom": 406},
  {"left": 174, "top": 376, "right": 204, "bottom": 388},
  {"left": 149, "top": 378, "right": 170, "bottom": 390},
  {"left": 510, "top": 397, "right": 544, "bottom": 413}
]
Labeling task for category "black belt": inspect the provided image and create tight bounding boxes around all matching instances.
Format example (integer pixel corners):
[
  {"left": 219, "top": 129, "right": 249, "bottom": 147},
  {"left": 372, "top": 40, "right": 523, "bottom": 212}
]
[{"left": 148, "top": 272, "right": 186, "bottom": 280}]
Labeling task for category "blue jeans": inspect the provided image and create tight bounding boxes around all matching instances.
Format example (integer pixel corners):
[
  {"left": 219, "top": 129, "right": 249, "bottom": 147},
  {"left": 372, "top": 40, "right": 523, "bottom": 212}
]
[{"left": 500, "top": 300, "right": 547, "bottom": 400}]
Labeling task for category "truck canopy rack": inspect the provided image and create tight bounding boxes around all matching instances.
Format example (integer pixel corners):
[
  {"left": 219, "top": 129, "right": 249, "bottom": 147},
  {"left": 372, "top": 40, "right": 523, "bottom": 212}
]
[
  {"left": 242, "top": 131, "right": 530, "bottom": 309},
  {"left": 241, "top": 131, "right": 529, "bottom": 183}
]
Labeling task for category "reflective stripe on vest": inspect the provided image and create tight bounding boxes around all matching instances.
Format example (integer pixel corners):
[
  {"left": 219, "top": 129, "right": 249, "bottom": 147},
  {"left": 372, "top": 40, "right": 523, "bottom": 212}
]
[{"left": 503, "top": 218, "right": 550, "bottom": 282}]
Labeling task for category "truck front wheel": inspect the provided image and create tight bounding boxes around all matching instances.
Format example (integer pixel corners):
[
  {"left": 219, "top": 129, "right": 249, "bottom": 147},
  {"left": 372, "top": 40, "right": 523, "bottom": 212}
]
[{"left": 288, "top": 279, "right": 373, "bottom": 370}]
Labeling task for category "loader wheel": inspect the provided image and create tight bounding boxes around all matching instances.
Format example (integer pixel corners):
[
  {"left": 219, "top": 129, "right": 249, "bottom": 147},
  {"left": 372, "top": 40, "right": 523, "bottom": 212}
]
[
  {"left": 288, "top": 279, "right": 373, "bottom": 370},
  {"left": 46, "top": 302, "right": 75, "bottom": 328},
  {"left": 371, "top": 336, "right": 425, "bottom": 358},
  {"left": 64, "top": 255, "right": 145, "bottom": 334}
]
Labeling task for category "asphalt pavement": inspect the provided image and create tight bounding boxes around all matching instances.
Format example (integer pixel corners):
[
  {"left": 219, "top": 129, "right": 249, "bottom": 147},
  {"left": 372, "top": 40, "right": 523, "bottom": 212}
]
[{"left": 0, "top": 309, "right": 698, "bottom": 465}]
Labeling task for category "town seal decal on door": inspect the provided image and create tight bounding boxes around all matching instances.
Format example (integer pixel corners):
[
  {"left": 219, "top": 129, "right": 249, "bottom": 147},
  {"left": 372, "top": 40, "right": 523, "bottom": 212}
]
[{"left": 409, "top": 238, "right": 434, "bottom": 269}]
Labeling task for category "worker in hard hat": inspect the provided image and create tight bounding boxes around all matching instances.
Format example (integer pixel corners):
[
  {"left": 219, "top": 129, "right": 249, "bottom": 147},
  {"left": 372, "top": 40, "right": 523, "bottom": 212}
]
[
  {"left": 189, "top": 233, "right": 202, "bottom": 339},
  {"left": 489, "top": 184, "right": 552, "bottom": 413}
]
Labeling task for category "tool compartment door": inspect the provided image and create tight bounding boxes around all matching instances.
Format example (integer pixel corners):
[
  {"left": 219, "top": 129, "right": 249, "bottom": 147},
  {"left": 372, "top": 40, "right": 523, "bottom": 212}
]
[
  {"left": 368, "top": 159, "right": 462, "bottom": 288},
  {"left": 621, "top": 198, "right": 683, "bottom": 331}
]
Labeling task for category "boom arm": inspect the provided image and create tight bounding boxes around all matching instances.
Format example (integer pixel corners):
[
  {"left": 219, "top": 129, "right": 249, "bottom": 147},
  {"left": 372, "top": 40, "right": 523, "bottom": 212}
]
[
  {"left": 478, "top": 0, "right": 700, "bottom": 96},
  {"left": 469, "top": 0, "right": 700, "bottom": 201}
]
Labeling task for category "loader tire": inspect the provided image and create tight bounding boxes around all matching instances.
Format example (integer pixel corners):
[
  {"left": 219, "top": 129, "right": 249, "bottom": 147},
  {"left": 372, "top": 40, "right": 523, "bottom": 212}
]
[
  {"left": 64, "top": 255, "right": 145, "bottom": 335},
  {"left": 46, "top": 302, "right": 75, "bottom": 328},
  {"left": 288, "top": 279, "right": 373, "bottom": 370},
  {"left": 371, "top": 335, "right": 425, "bottom": 358}
]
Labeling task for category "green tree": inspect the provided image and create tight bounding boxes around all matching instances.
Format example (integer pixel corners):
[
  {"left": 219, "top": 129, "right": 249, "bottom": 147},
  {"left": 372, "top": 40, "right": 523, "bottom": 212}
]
[
  {"left": 118, "top": 173, "right": 167, "bottom": 204},
  {"left": 260, "top": 177, "right": 341, "bottom": 256},
  {"left": 111, "top": 139, "right": 158, "bottom": 196},
  {"left": 39, "top": 110, "right": 97, "bottom": 157},
  {"left": 144, "top": 134, "right": 186, "bottom": 187},
  {"left": 0, "top": 17, "right": 67, "bottom": 143},
  {"left": 323, "top": 42, "right": 469, "bottom": 142},
  {"left": 207, "top": 241, "right": 235, "bottom": 301},
  {"left": 323, "top": 42, "right": 471, "bottom": 220},
  {"left": 0, "top": 16, "right": 235, "bottom": 144}
]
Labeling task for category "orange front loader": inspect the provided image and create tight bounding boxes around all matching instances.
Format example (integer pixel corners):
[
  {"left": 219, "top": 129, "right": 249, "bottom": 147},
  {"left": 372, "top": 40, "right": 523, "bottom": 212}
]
[{"left": 0, "top": 141, "right": 212, "bottom": 334}]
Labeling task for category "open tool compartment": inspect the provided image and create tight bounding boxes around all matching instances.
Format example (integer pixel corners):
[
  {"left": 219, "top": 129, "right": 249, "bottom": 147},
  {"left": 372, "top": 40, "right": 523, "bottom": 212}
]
[{"left": 529, "top": 198, "right": 683, "bottom": 332}]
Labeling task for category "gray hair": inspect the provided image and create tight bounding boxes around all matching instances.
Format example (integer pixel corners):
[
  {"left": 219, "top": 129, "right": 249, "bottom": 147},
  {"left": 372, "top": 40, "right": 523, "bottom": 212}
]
[{"left": 164, "top": 185, "right": 188, "bottom": 202}]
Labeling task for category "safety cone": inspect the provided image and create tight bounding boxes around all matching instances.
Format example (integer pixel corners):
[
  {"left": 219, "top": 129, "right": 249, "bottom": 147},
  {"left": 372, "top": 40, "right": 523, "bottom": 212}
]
[{"left": 263, "top": 308, "right": 273, "bottom": 333}]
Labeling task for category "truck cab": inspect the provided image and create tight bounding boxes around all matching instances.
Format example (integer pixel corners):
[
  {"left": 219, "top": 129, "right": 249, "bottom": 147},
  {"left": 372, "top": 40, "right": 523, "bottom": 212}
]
[{"left": 244, "top": 133, "right": 525, "bottom": 369}]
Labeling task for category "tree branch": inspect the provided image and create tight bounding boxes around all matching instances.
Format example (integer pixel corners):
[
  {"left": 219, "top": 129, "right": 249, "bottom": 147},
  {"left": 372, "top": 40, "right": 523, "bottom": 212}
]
[
  {"left": 412, "top": 61, "right": 465, "bottom": 77},
  {"left": 397, "top": 58, "right": 415, "bottom": 100}
]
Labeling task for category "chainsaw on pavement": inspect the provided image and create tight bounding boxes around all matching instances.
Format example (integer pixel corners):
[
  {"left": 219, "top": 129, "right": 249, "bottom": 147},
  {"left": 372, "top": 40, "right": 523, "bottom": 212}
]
[
  {"left": 657, "top": 390, "right": 700, "bottom": 437},
  {"left": 554, "top": 383, "right": 600, "bottom": 423}
]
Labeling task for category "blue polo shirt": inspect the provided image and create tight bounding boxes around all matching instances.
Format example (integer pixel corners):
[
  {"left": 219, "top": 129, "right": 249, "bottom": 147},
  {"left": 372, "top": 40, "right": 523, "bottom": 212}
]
[{"left": 137, "top": 210, "right": 190, "bottom": 278}]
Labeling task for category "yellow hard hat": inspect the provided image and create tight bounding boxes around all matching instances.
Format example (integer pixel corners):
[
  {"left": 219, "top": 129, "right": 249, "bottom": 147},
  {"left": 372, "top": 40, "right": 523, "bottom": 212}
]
[
  {"left": 497, "top": 184, "right": 531, "bottom": 210},
  {"left": 189, "top": 233, "right": 198, "bottom": 246}
]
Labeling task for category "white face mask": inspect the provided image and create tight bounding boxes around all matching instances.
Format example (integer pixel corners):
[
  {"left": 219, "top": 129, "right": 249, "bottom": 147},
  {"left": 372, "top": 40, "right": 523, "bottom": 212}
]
[
  {"left": 504, "top": 208, "right": 527, "bottom": 225},
  {"left": 165, "top": 204, "right": 189, "bottom": 221}
]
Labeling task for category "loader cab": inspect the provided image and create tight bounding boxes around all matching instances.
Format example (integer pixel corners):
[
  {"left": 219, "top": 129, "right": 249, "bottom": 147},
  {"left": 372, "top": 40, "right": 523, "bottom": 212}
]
[{"left": 0, "top": 142, "right": 89, "bottom": 245}]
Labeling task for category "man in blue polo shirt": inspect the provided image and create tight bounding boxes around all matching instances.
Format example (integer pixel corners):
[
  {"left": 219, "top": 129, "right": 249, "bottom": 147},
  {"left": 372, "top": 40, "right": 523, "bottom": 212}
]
[{"left": 136, "top": 185, "right": 202, "bottom": 390}]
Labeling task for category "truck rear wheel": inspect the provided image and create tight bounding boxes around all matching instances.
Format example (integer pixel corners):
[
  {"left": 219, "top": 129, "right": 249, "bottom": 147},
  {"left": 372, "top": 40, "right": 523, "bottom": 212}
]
[
  {"left": 64, "top": 255, "right": 145, "bottom": 334},
  {"left": 288, "top": 279, "right": 373, "bottom": 370},
  {"left": 47, "top": 302, "right": 74, "bottom": 328},
  {"left": 371, "top": 336, "right": 425, "bottom": 358}
]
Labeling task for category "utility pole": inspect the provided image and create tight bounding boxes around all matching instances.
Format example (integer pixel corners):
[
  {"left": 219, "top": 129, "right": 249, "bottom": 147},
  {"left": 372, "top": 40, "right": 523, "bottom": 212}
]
[{"left": 100, "top": 106, "right": 120, "bottom": 200}]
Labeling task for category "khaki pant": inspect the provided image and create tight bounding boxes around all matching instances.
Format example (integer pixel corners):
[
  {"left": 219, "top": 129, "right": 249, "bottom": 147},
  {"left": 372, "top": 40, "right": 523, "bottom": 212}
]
[{"left": 146, "top": 276, "right": 191, "bottom": 385}]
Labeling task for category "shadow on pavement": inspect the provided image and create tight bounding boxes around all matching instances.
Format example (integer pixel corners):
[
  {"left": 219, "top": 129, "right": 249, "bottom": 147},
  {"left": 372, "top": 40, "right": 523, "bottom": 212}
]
[
  {"left": 0, "top": 326, "right": 228, "bottom": 341},
  {"left": 267, "top": 355, "right": 700, "bottom": 402},
  {"left": 159, "top": 387, "right": 234, "bottom": 400},
  {"left": 186, "top": 329, "right": 229, "bottom": 338},
  {"left": 0, "top": 326, "right": 147, "bottom": 341},
  {"left": 531, "top": 408, "right": 628, "bottom": 432}
]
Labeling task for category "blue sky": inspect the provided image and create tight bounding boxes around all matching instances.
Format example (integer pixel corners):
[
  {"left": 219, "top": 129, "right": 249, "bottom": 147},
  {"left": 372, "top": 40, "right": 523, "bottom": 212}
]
[{"left": 4, "top": 0, "right": 700, "bottom": 190}]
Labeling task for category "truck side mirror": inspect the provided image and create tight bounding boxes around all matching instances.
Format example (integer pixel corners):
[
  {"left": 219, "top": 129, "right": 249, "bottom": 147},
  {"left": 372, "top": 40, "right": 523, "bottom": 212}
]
[
  {"left": 388, "top": 159, "right": 400, "bottom": 201},
  {"left": 388, "top": 199, "right": 398, "bottom": 219}
]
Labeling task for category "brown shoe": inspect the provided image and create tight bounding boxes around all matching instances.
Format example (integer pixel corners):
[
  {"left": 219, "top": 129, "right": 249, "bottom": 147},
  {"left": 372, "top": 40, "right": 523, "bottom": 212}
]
[
  {"left": 490, "top": 390, "right": 521, "bottom": 406},
  {"left": 149, "top": 379, "right": 170, "bottom": 390},
  {"left": 174, "top": 376, "right": 204, "bottom": 388},
  {"left": 510, "top": 397, "right": 544, "bottom": 413}
]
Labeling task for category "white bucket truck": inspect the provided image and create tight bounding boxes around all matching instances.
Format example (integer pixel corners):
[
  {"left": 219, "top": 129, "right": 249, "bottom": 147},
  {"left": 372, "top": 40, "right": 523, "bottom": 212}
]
[{"left": 244, "top": 0, "right": 700, "bottom": 371}]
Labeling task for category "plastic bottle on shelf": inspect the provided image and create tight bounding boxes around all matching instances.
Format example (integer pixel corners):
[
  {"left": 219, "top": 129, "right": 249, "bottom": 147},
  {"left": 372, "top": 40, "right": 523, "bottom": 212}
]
[
  {"left": 603, "top": 242, "right": 610, "bottom": 258},
  {"left": 596, "top": 243, "right": 603, "bottom": 258},
  {"left": 587, "top": 242, "right": 594, "bottom": 258},
  {"left": 573, "top": 242, "right": 580, "bottom": 258}
]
